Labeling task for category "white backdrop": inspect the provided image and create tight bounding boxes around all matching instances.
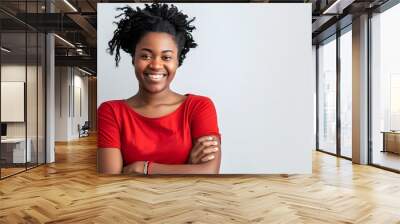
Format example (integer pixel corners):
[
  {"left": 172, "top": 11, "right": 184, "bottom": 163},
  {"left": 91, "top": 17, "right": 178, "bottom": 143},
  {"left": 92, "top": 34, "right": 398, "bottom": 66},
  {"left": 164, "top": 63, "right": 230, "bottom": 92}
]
[{"left": 97, "top": 3, "right": 313, "bottom": 174}]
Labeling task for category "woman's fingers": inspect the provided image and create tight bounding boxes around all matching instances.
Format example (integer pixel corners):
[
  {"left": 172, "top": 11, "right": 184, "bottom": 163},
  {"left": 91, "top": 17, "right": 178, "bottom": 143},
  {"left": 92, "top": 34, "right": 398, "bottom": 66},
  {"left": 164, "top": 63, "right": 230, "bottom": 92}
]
[
  {"left": 192, "top": 139, "right": 219, "bottom": 160},
  {"left": 202, "top": 146, "right": 219, "bottom": 154},
  {"left": 188, "top": 135, "right": 220, "bottom": 164},
  {"left": 195, "top": 135, "right": 214, "bottom": 144},
  {"left": 194, "top": 145, "right": 219, "bottom": 163},
  {"left": 193, "top": 136, "right": 214, "bottom": 151},
  {"left": 200, "top": 153, "right": 216, "bottom": 162}
]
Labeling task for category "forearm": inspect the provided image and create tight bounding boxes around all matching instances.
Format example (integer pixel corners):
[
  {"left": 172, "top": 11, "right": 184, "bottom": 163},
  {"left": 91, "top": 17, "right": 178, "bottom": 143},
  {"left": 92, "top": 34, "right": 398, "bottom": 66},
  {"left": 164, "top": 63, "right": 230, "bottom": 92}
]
[
  {"left": 149, "top": 162, "right": 219, "bottom": 174},
  {"left": 97, "top": 148, "right": 123, "bottom": 174},
  {"left": 123, "top": 136, "right": 222, "bottom": 175}
]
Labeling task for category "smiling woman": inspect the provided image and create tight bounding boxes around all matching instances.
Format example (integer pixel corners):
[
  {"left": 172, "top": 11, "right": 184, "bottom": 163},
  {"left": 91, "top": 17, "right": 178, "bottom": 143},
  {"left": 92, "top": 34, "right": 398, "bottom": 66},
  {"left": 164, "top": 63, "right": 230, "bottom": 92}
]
[
  {"left": 133, "top": 32, "right": 178, "bottom": 94},
  {"left": 97, "top": 3, "right": 222, "bottom": 175}
]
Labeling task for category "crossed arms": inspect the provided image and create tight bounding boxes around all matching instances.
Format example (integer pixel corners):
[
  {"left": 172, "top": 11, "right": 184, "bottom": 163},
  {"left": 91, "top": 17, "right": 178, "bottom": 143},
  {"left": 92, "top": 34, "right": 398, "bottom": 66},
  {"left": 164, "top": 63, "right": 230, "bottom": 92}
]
[{"left": 97, "top": 135, "right": 221, "bottom": 175}]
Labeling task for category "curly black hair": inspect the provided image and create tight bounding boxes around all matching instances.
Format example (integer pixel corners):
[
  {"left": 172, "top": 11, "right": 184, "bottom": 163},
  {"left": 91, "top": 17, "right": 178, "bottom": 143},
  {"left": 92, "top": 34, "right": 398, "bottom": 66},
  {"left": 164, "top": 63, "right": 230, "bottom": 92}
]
[{"left": 107, "top": 3, "right": 198, "bottom": 67}]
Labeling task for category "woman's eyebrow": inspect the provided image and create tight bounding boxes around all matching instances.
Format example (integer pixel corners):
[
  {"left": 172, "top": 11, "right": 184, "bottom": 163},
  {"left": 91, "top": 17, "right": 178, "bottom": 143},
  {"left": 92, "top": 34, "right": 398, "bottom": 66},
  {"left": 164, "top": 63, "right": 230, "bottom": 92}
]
[{"left": 140, "top": 48, "right": 174, "bottom": 53}]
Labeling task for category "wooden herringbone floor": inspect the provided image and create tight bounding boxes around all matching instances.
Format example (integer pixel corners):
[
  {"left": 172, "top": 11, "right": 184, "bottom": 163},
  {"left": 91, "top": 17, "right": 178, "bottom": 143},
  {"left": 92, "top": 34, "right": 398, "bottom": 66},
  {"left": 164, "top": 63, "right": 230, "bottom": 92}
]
[{"left": 1, "top": 135, "right": 400, "bottom": 223}]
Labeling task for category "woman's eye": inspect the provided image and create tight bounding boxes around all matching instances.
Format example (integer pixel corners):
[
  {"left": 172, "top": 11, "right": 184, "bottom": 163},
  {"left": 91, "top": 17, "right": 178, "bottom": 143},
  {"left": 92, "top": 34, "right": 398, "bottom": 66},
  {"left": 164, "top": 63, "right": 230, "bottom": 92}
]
[
  {"left": 141, "top": 55, "right": 151, "bottom": 60},
  {"left": 162, "top": 56, "right": 172, "bottom": 61}
]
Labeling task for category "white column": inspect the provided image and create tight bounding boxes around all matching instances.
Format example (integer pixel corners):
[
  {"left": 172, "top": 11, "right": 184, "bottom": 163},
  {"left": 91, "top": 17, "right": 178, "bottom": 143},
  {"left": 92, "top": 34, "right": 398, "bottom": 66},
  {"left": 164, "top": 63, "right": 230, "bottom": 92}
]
[
  {"left": 352, "top": 14, "right": 369, "bottom": 164},
  {"left": 46, "top": 1, "right": 55, "bottom": 163},
  {"left": 46, "top": 33, "right": 55, "bottom": 163}
]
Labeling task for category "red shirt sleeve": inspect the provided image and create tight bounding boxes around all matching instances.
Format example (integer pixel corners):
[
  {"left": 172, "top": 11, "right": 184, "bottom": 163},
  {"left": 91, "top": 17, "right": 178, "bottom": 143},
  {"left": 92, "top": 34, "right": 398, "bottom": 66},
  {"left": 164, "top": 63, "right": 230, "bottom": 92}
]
[
  {"left": 191, "top": 97, "right": 221, "bottom": 142},
  {"left": 97, "top": 102, "right": 121, "bottom": 148}
]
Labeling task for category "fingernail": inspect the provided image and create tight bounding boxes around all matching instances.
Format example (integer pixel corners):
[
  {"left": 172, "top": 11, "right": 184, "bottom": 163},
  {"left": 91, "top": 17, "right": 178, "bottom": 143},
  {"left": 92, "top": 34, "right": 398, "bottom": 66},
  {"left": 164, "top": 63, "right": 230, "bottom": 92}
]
[
  {"left": 213, "top": 141, "right": 218, "bottom": 145},
  {"left": 213, "top": 147, "right": 218, "bottom": 152},
  {"left": 209, "top": 155, "right": 215, "bottom": 160}
]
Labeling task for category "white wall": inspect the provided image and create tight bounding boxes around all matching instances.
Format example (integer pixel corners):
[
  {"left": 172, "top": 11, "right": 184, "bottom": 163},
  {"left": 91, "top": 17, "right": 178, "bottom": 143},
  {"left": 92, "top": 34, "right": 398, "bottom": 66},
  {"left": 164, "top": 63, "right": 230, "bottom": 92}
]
[
  {"left": 72, "top": 72, "right": 89, "bottom": 138},
  {"left": 55, "top": 67, "right": 89, "bottom": 141},
  {"left": 97, "top": 3, "right": 314, "bottom": 174},
  {"left": 55, "top": 66, "right": 69, "bottom": 141},
  {"left": 1, "top": 66, "right": 25, "bottom": 125},
  {"left": 1, "top": 65, "right": 27, "bottom": 139},
  {"left": 1, "top": 64, "right": 46, "bottom": 163},
  {"left": 313, "top": 45, "right": 316, "bottom": 140},
  {"left": 1, "top": 65, "right": 38, "bottom": 137}
]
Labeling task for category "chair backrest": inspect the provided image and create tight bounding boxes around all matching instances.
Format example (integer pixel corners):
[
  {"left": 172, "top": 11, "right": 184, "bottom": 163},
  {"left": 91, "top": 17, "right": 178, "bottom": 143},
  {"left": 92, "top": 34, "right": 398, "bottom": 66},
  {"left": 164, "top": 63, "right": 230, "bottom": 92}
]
[{"left": 82, "top": 121, "right": 90, "bottom": 129}]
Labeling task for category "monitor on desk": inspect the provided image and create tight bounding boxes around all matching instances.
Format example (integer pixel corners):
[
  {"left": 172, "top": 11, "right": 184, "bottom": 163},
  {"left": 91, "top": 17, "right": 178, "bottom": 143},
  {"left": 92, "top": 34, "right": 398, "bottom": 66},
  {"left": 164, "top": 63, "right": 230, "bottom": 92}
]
[{"left": 1, "top": 123, "right": 7, "bottom": 138}]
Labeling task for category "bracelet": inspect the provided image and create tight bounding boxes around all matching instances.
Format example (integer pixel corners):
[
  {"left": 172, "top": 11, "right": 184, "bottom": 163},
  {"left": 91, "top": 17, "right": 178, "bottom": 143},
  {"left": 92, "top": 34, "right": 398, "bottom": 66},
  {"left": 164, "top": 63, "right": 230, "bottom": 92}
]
[
  {"left": 147, "top": 161, "right": 152, "bottom": 175},
  {"left": 143, "top": 161, "right": 149, "bottom": 175}
]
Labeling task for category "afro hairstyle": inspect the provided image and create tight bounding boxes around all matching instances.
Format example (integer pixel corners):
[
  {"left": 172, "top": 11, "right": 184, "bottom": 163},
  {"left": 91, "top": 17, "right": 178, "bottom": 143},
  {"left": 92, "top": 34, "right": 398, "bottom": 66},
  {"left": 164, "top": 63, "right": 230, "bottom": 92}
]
[{"left": 107, "top": 3, "right": 198, "bottom": 67}]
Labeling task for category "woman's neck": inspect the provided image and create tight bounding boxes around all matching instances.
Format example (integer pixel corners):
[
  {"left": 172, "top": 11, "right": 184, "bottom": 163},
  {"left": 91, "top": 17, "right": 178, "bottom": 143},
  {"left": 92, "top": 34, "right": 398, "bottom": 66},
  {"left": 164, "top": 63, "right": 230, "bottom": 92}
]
[{"left": 134, "top": 88, "right": 176, "bottom": 106}]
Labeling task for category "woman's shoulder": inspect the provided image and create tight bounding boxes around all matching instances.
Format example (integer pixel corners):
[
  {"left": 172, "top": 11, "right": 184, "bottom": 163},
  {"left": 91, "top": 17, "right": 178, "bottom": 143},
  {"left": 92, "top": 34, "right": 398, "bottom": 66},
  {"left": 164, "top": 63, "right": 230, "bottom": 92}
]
[
  {"left": 98, "top": 100, "right": 125, "bottom": 113},
  {"left": 186, "top": 94, "right": 216, "bottom": 110},
  {"left": 187, "top": 93, "right": 214, "bottom": 103}
]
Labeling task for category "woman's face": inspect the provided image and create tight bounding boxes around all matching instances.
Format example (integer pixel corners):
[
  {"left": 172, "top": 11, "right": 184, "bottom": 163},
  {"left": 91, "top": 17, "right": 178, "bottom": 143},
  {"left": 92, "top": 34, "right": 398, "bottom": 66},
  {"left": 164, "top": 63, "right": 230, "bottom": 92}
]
[{"left": 133, "top": 32, "right": 179, "bottom": 94}]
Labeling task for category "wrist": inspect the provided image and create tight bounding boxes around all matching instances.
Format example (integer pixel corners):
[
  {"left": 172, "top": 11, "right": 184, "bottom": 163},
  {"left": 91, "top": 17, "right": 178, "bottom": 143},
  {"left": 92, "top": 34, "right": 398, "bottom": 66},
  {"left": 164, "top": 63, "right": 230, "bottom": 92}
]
[{"left": 132, "top": 161, "right": 145, "bottom": 174}]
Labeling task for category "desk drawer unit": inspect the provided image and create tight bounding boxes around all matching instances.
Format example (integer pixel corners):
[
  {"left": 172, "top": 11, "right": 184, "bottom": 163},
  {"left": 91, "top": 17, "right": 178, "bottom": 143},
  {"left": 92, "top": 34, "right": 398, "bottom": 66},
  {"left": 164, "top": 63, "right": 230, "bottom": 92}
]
[
  {"left": 383, "top": 132, "right": 400, "bottom": 154},
  {"left": 0, "top": 139, "right": 32, "bottom": 164}
]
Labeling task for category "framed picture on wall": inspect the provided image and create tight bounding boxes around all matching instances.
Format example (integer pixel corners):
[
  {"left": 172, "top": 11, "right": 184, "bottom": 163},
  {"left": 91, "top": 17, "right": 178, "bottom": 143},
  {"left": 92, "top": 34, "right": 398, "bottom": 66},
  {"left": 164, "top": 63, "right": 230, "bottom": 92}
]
[{"left": 1, "top": 81, "right": 25, "bottom": 122}]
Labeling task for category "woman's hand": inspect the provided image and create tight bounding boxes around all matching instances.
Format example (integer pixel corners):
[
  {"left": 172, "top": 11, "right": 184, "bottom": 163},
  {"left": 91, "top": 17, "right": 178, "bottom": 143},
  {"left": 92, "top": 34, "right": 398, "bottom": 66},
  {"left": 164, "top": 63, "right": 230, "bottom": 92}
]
[
  {"left": 122, "top": 161, "right": 145, "bottom": 174},
  {"left": 188, "top": 135, "right": 220, "bottom": 164}
]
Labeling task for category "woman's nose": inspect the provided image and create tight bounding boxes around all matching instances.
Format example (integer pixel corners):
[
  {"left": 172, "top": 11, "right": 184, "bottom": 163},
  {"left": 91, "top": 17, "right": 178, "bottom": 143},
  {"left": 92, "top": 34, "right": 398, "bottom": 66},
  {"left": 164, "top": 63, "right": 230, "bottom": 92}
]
[{"left": 149, "top": 58, "right": 163, "bottom": 70}]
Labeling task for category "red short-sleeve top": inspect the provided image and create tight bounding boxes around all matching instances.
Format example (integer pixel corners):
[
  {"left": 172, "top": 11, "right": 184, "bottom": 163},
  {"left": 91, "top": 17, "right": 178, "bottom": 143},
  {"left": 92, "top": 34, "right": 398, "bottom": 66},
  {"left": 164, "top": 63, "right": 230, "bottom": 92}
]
[{"left": 97, "top": 93, "right": 221, "bottom": 166}]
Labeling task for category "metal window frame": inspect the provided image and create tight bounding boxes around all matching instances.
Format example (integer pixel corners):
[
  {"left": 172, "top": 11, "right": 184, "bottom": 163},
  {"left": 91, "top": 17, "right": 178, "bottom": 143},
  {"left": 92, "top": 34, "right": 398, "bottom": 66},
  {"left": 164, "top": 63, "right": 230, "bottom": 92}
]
[
  {"left": 315, "top": 23, "right": 353, "bottom": 161},
  {"left": 367, "top": 1, "right": 400, "bottom": 173},
  {"left": 316, "top": 0, "right": 400, "bottom": 173},
  {"left": 0, "top": 0, "right": 47, "bottom": 180}
]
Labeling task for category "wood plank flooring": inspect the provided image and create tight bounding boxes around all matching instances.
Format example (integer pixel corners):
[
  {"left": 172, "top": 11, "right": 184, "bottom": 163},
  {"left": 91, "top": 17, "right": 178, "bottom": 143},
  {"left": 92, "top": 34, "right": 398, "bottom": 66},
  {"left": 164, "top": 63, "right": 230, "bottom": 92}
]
[
  {"left": 372, "top": 151, "right": 400, "bottom": 170},
  {"left": 1, "top": 135, "right": 400, "bottom": 223},
  {"left": 0, "top": 167, "right": 26, "bottom": 178}
]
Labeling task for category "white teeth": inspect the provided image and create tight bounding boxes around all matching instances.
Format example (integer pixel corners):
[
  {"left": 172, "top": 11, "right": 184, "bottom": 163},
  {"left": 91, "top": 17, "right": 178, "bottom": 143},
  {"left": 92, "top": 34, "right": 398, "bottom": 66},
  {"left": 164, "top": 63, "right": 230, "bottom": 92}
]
[{"left": 145, "top": 73, "right": 166, "bottom": 81}]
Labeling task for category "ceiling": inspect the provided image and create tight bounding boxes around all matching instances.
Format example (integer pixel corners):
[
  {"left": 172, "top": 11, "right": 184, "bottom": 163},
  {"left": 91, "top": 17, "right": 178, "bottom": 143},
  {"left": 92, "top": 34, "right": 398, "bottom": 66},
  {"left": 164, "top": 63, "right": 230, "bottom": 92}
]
[{"left": 0, "top": 0, "right": 394, "bottom": 75}]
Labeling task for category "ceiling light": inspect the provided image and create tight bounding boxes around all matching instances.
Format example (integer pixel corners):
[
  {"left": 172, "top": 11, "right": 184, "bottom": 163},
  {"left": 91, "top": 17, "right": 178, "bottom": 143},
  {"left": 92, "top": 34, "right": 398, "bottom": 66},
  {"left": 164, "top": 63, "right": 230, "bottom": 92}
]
[
  {"left": 54, "top": 34, "right": 75, "bottom": 48},
  {"left": 78, "top": 67, "right": 93, "bottom": 76},
  {"left": 323, "top": 0, "right": 341, "bottom": 14},
  {"left": 76, "top": 48, "right": 85, "bottom": 55},
  {"left": 322, "top": 0, "right": 354, "bottom": 15},
  {"left": 1, "top": 47, "right": 11, "bottom": 53},
  {"left": 63, "top": 0, "right": 78, "bottom": 12}
]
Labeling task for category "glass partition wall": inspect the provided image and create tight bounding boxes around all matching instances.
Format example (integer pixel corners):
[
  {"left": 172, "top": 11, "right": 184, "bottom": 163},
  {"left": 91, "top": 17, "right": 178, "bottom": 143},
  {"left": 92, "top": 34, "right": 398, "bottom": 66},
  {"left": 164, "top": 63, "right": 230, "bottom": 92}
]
[
  {"left": 317, "top": 26, "right": 353, "bottom": 159},
  {"left": 339, "top": 27, "right": 352, "bottom": 159},
  {"left": 317, "top": 0, "right": 400, "bottom": 172},
  {"left": 0, "top": 1, "right": 46, "bottom": 179},
  {"left": 370, "top": 3, "right": 400, "bottom": 171},
  {"left": 317, "top": 35, "right": 337, "bottom": 155}
]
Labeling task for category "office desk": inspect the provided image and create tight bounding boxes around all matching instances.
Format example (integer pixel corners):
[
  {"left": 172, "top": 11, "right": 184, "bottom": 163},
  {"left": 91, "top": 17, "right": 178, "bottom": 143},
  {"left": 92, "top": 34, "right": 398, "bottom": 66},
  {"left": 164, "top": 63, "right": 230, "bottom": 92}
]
[
  {"left": 381, "top": 131, "right": 400, "bottom": 154},
  {"left": 1, "top": 138, "right": 31, "bottom": 163}
]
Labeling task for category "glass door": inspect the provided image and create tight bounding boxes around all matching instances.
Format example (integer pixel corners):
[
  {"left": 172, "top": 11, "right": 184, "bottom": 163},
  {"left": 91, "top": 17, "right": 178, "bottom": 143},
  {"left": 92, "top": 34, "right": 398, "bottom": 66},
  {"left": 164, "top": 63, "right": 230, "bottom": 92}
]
[{"left": 317, "top": 36, "right": 337, "bottom": 155}]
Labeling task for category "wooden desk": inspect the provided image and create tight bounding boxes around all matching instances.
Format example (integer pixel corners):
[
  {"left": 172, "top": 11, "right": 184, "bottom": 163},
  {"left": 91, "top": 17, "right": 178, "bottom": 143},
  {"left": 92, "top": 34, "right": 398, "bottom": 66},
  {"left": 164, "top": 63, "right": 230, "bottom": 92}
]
[
  {"left": 0, "top": 138, "right": 31, "bottom": 163},
  {"left": 381, "top": 131, "right": 400, "bottom": 154}
]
